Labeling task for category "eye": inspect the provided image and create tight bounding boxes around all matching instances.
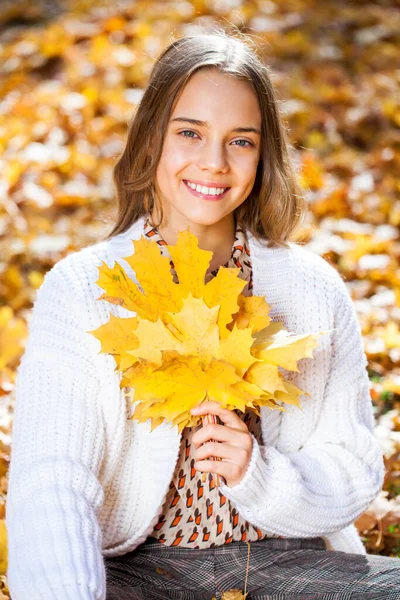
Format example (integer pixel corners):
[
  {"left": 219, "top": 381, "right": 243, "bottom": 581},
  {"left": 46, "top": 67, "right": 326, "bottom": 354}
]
[
  {"left": 233, "top": 139, "right": 254, "bottom": 148},
  {"left": 178, "top": 130, "right": 199, "bottom": 139},
  {"left": 178, "top": 130, "right": 255, "bottom": 148}
]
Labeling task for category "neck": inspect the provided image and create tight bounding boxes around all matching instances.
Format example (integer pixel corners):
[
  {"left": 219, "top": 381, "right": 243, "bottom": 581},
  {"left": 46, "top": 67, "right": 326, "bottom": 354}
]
[{"left": 149, "top": 210, "right": 237, "bottom": 269}]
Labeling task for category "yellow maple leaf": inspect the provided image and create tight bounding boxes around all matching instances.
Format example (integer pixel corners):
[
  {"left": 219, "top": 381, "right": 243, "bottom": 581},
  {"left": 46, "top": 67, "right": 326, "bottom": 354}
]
[
  {"left": 230, "top": 295, "right": 271, "bottom": 333},
  {"left": 252, "top": 330, "right": 323, "bottom": 372},
  {"left": 123, "top": 237, "right": 183, "bottom": 317},
  {"left": 229, "top": 379, "right": 277, "bottom": 413},
  {"left": 167, "top": 294, "right": 220, "bottom": 367},
  {"left": 127, "top": 317, "right": 183, "bottom": 365},
  {"left": 275, "top": 380, "right": 309, "bottom": 408},
  {"left": 95, "top": 260, "right": 155, "bottom": 319},
  {"left": 244, "top": 361, "right": 288, "bottom": 395},
  {"left": 215, "top": 324, "right": 257, "bottom": 377},
  {"left": 87, "top": 313, "right": 139, "bottom": 371},
  {"left": 168, "top": 229, "right": 212, "bottom": 298},
  {"left": 251, "top": 321, "right": 286, "bottom": 344},
  {"left": 127, "top": 294, "right": 220, "bottom": 368},
  {"left": 126, "top": 354, "right": 246, "bottom": 432},
  {"left": 203, "top": 267, "right": 246, "bottom": 338},
  {"left": 89, "top": 227, "right": 326, "bottom": 432}
]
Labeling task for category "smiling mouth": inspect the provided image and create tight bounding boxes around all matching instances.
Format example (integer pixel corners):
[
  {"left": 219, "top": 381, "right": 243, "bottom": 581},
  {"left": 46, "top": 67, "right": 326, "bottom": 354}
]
[{"left": 183, "top": 180, "right": 231, "bottom": 200}]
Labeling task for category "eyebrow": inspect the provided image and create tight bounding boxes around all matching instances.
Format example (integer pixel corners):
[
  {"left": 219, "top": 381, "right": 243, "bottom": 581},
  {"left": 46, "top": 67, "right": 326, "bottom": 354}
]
[{"left": 170, "top": 117, "right": 261, "bottom": 135}]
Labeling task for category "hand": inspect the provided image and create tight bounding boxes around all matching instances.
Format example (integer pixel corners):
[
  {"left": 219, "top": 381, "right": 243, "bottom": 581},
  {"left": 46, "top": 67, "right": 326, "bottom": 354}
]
[{"left": 190, "top": 401, "right": 253, "bottom": 488}]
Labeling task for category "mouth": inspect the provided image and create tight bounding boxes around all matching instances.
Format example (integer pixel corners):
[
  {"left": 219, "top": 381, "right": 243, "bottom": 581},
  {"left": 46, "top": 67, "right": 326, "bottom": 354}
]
[{"left": 183, "top": 179, "right": 231, "bottom": 201}]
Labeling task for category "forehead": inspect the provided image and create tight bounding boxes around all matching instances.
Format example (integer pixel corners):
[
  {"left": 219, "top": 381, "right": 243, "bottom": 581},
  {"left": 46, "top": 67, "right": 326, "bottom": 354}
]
[{"left": 170, "top": 69, "right": 261, "bottom": 126}]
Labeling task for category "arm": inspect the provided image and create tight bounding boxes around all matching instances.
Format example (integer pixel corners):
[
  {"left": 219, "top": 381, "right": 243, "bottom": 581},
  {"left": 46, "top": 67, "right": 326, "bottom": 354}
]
[
  {"left": 6, "top": 263, "right": 106, "bottom": 600},
  {"left": 219, "top": 271, "right": 385, "bottom": 538}
]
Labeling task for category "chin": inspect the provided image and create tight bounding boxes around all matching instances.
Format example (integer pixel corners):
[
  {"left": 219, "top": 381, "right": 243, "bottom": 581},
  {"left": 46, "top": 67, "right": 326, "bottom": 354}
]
[
  {"left": 185, "top": 217, "right": 224, "bottom": 228},
  {"left": 188, "top": 214, "right": 221, "bottom": 224},
  {"left": 178, "top": 207, "right": 230, "bottom": 228}
]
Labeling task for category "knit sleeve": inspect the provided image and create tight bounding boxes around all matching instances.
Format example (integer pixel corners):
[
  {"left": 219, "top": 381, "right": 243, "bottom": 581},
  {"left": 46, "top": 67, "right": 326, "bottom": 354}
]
[
  {"left": 6, "top": 263, "right": 106, "bottom": 600},
  {"left": 219, "top": 267, "right": 385, "bottom": 538}
]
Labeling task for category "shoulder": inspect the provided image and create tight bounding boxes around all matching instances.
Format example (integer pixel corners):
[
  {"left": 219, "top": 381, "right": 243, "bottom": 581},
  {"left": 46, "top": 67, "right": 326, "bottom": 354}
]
[
  {"left": 289, "top": 242, "right": 346, "bottom": 291},
  {"left": 281, "top": 244, "right": 360, "bottom": 338},
  {"left": 249, "top": 233, "right": 348, "bottom": 306},
  {"left": 40, "top": 217, "right": 145, "bottom": 303}
]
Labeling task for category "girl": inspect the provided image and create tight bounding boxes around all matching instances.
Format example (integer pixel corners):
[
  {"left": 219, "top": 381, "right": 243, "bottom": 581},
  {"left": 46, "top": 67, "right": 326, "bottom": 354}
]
[{"left": 6, "top": 31, "right": 400, "bottom": 600}]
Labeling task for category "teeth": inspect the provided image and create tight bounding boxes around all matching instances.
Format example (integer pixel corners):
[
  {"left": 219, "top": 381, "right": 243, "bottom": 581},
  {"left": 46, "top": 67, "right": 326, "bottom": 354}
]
[{"left": 186, "top": 181, "right": 227, "bottom": 195}]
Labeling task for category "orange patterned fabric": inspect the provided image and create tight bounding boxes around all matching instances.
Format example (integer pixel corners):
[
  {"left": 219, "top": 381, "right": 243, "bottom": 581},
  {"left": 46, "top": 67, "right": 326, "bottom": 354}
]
[
  {"left": 143, "top": 215, "right": 282, "bottom": 548},
  {"left": 143, "top": 215, "right": 253, "bottom": 292}
]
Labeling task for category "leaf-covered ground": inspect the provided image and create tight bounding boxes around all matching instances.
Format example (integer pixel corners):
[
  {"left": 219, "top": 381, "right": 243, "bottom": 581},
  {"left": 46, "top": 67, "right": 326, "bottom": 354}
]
[{"left": 0, "top": 0, "right": 399, "bottom": 593}]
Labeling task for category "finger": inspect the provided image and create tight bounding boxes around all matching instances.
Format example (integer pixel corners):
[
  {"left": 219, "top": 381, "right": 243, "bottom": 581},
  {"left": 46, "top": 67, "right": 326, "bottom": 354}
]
[
  {"left": 192, "top": 425, "right": 252, "bottom": 452},
  {"left": 190, "top": 401, "right": 248, "bottom": 430},
  {"left": 194, "top": 441, "right": 237, "bottom": 462},
  {"left": 192, "top": 423, "right": 230, "bottom": 447},
  {"left": 194, "top": 459, "right": 240, "bottom": 484}
]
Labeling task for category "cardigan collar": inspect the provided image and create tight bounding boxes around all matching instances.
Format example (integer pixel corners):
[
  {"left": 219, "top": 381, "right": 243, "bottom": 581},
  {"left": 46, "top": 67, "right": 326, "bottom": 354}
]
[{"left": 115, "top": 215, "right": 277, "bottom": 260}]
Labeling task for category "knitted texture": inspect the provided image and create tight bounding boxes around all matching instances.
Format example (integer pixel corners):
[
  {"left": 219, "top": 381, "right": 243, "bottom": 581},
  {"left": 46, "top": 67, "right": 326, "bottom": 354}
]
[{"left": 6, "top": 216, "right": 384, "bottom": 599}]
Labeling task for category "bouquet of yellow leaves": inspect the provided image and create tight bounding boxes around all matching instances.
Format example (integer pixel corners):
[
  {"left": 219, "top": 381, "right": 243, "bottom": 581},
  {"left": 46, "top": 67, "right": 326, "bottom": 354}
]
[{"left": 88, "top": 228, "right": 327, "bottom": 434}]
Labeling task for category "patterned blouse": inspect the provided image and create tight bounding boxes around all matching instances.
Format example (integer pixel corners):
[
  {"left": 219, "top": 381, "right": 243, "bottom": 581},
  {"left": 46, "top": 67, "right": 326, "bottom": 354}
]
[{"left": 142, "top": 215, "right": 282, "bottom": 548}]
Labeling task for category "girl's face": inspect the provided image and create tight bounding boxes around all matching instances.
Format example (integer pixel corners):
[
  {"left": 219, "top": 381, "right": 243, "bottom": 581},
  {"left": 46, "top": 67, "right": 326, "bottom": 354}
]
[{"left": 153, "top": 68, "right": 262, "bottom": 230}]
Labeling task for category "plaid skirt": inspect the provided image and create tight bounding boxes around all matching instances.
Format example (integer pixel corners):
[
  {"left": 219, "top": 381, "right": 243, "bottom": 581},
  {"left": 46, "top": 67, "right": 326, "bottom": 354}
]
[{"left": 105, "top": 536, "right": 400, "bottom": 600}]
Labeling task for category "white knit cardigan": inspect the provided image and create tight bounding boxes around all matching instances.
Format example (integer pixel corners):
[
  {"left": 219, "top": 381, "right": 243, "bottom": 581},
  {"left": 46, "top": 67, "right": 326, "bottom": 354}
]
[{"left": 6, "top": 216, "right": 384, "bottom": 600}]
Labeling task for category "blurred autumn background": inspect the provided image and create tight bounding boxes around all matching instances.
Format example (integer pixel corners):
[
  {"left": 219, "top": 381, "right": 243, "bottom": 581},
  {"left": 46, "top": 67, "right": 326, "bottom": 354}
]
[{"left": 0, "top": 0, "right": 399, "bottom": 594}]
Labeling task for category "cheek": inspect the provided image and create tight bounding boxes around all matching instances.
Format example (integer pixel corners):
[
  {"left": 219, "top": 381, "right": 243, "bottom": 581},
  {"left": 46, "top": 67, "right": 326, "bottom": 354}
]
[
  {"left": 241, "top": 160, "right": 260, "bottom": 191},
  {"left": 155, "top": 149, "right": 189, "bottom": 205},
  {"left": 161, "top": 139, "right": 190, "bottom": 172},
  {"left": 156, "top": 154, "right": 182, "bottom": 192},
  {"left": 243, "top": 155, "right": 260, "bottom": 178}
]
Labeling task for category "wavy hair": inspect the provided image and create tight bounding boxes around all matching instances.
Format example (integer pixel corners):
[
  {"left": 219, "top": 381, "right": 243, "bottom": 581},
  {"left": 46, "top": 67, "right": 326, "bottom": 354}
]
[{"left": 105, "top": 29, "right": 307, "bottom": 248}]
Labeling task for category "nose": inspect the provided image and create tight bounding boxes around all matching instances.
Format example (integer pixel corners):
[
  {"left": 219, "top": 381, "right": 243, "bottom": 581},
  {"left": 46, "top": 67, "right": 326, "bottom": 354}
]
[{"left": 197, "top": 141, "right": 229, "bottom": 173}]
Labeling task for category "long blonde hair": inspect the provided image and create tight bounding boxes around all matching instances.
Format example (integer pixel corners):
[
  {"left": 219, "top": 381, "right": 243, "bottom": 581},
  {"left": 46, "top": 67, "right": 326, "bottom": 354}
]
[{"left": 105, "top": 29, "right": 307, "bottom": 248}]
